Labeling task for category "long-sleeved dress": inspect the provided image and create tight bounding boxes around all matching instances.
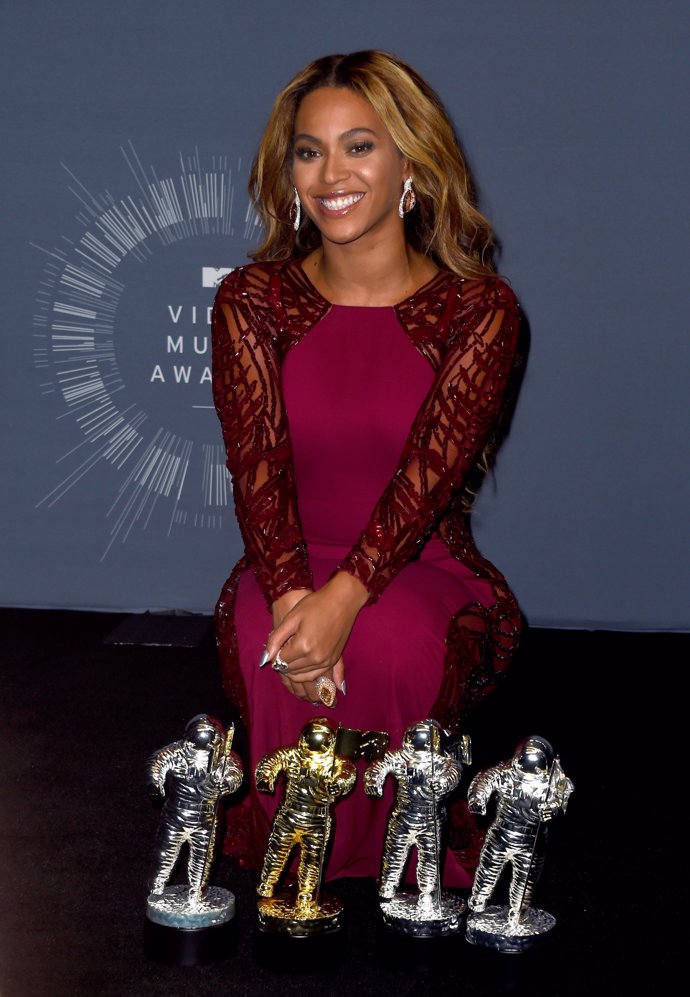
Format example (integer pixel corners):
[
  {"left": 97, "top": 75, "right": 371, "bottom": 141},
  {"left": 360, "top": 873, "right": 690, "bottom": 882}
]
[{"left": 211, "top": 258, "right": 522, "bottom": 887}]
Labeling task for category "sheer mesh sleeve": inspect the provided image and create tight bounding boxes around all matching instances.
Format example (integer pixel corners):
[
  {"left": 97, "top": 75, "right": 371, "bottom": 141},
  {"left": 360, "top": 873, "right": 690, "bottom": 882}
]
[
  {"left": 211, "top": 265, "right": 313, "bottom": 607},
  {"left": 337, "top": 277, "right": 521, "bottom": 603}
]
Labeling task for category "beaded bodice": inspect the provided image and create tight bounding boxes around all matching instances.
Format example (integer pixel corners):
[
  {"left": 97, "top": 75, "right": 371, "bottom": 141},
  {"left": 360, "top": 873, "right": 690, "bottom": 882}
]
[{"left": 211, "top": 258, "right": 521, "bottom": 608}]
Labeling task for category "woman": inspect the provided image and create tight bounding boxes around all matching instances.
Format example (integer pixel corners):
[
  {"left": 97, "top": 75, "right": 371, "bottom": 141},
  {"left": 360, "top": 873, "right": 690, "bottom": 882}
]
[{"left": 211, "top": 51, "right": 522, "bottom": 887}]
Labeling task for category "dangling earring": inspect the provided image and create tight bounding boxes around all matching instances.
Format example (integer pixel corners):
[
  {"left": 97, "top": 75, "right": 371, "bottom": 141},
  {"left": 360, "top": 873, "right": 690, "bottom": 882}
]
[
  {"left": 398, "top": 176, "right": 416, "bottom": 218},
  {"left": 291, "top": 188, "right": 301, "bottom": 231}
]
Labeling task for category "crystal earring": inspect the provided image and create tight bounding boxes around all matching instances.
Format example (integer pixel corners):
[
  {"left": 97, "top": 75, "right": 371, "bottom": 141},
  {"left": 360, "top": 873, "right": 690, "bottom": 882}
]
[
  {"left": 292, "top": 188, "right": 301, "bottom": 231},
  {"left": 398, "top": 176, "right": 416, "bottom": 218}
]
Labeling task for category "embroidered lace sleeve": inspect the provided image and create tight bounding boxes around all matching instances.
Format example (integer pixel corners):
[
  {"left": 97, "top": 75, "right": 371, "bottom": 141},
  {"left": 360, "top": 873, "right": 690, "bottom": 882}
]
[
  {"left": 211, "top": 264, "right": 313, "bottom": 607},
  {"left": 338, "top": 277, "right": 521, "bottom": 604}
]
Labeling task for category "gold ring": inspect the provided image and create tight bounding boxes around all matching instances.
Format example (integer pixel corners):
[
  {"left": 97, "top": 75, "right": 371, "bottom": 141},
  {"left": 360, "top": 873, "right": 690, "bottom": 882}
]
[{"left": 314, "top": 675, "right": 337, "bottom": 708}]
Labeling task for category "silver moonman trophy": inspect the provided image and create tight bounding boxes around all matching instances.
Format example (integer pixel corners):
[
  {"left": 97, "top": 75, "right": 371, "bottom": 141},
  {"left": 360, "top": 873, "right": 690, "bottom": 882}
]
[
  {"left": 364, "top": 719, "right": 471, "bottom": 936},
  {"left": 465, "top": 735, "right": 574, "bottom": 953},
  {"left": 145, "top": 714, "right": 242, "bottom": 936}
]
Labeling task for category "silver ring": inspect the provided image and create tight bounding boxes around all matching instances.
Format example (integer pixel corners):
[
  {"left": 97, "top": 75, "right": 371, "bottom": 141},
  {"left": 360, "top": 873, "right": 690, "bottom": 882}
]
[{"left": 272, "top": 652, "right": 289, "bottom": 673}]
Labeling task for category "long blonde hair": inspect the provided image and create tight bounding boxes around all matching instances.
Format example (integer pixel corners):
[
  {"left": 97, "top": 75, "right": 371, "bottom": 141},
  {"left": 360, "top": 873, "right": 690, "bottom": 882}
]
[{"left": 249, "top": 50, "right": 496, "bottom": 278}]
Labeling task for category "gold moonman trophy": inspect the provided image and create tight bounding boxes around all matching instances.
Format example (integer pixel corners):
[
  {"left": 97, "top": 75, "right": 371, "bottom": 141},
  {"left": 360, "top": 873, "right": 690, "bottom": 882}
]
[{"left": 255, "top": 718, "right": 385, "bottom": 937}]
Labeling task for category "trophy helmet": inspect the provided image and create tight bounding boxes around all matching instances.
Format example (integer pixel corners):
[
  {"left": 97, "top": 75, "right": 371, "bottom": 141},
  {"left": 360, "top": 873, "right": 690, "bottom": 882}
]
[
  {"left": 298, "top": 718, "right": 337, "bottom": 754},
  {"left": 403, "top": 719, "right": 442, "bottom": 753},
  {"left": 513, "top": 735, "right": 554, "bottom": 774},
  {"left": 185, "top": 714, "right": 223, "bottom": 749}
]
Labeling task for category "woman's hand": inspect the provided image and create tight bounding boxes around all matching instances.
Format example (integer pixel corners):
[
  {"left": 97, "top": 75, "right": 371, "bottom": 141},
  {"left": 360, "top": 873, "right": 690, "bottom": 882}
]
[
  {"left": 265, "top": 572, "right": 368, "bottom": 704},
  {"left": 270, "top": 588, "right": 313, "bottom": 631}
]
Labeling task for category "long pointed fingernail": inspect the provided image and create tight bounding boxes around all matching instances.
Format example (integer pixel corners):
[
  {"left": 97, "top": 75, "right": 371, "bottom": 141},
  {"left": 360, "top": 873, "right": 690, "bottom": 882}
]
[
  {"left": 339, "top": 681, "right": 347, "bottom": 696},
  {"left": 259, "top": 648, "right": 270, "bottom": 668}
]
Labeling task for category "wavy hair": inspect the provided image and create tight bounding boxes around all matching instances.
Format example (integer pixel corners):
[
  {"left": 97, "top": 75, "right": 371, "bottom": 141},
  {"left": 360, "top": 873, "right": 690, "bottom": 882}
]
[{"left": 249, "top": 50, "right": 496, "bottom": 277}]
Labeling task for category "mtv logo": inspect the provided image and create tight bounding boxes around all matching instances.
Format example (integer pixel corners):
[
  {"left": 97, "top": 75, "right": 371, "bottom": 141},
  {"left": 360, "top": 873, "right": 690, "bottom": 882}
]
[{"left": 202, "top": 267, "right": 235, "bottom": 288}]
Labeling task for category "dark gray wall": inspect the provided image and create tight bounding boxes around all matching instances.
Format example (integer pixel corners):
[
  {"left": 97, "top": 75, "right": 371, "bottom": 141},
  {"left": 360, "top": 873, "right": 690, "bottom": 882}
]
[{"left": 2, "top": 1, "right": 688, "bottom": 629}]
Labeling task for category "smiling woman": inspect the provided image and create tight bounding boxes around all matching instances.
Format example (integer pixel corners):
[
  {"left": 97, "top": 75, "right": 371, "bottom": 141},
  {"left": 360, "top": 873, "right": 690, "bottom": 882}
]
[{"left": 211, "top": 51, "right": 523, "bottom": 888}]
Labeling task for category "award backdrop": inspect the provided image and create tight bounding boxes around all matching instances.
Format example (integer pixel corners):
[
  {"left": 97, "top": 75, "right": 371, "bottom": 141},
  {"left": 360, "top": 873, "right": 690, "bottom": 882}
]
[{"left": 2, "top": 0, "right": 688, "bottom": 629}]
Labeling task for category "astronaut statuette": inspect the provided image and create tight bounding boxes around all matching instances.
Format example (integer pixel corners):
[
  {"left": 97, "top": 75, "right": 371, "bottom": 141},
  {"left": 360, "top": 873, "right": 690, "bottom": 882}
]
[
  {"left": 255, "top": 718, "right": 357, "bottom": 935},
  {"left": 145, "top": 714, "right": 242, "bottom": 931},
  {"left": 465, "top": 735, "right": 574, "bottom": 953},
  {"left": 364, "top": 719, "right": 470, "bottom": 935}
]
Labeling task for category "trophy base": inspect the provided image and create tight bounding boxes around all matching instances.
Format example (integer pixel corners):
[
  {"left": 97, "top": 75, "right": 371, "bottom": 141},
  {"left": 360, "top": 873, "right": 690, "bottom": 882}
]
[
  {"left": 144, "top": 886, "right": 236, "bottom": 965},
  {"left": 257, "top": 888, "right": 343, "bottom": 937},
  {"left": 144, "top": 887, "right": 237, "bottom": 966},
  {"left": 146, "top": 884, "right": 235, "bottom": 929},
  {"left": 380, "top": 890, "right": 465, "bottom": 937},
  {"left": 253, "top": 889, "right": 346, "bottom": 972},
  {"left": 465, "top": 904, "right": 556, "bottom": 953}
]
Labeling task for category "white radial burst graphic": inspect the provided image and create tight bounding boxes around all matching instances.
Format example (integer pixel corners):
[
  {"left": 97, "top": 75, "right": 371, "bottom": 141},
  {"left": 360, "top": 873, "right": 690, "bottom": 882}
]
[{"left": 31, "top": 143, "right": 261, "bottom": 559}]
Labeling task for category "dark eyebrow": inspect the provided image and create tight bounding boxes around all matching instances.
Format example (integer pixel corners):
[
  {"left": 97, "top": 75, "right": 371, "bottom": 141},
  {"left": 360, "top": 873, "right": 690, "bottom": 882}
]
[
  {"left": 293, "top": 127, "right": 377, "bottom": 144},
  {"left": 341, "top": 127, "right": 377, "bottom": 139}
]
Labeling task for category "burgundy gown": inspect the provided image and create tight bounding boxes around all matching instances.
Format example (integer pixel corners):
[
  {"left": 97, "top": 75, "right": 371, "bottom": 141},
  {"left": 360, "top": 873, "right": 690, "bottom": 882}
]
[{"left": 211, "top": 259, "right": 522, "bottom": 887}]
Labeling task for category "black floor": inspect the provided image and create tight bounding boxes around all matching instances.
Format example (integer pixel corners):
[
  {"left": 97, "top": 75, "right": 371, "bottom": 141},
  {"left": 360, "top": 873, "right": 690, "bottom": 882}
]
[{"left": 0, "top": 609, "right": 678, "bottom": 996}]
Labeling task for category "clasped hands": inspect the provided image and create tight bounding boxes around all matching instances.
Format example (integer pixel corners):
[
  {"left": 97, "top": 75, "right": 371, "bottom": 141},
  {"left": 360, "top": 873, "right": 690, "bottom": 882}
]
[{"left": 262, "top": 572, "right": 368, "bottom": 706}]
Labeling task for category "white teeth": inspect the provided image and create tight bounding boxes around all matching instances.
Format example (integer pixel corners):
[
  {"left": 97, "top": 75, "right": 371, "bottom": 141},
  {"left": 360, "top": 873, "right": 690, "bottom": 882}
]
[{"left": 319, "top": 193, "right": 364, "bottom": 210}]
